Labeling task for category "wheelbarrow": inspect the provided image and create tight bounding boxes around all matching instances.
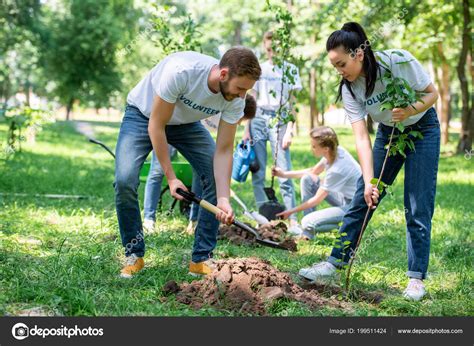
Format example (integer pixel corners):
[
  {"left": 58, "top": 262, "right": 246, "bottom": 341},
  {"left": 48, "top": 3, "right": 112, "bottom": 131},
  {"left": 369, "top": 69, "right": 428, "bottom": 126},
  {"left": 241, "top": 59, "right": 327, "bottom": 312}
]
[{"left": 88, "top": 138, "right": 193, "bottom": 216}]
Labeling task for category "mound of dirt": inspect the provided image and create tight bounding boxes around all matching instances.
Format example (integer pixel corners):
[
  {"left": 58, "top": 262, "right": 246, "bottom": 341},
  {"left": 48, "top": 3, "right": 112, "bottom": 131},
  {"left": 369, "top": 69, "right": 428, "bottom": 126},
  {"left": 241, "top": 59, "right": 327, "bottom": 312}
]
[
  {"left": 218, "top": 220, "right": 297, "bottom": 252},
  {"left": 162, "top": 257, "right": 349, "bottom": 315}
]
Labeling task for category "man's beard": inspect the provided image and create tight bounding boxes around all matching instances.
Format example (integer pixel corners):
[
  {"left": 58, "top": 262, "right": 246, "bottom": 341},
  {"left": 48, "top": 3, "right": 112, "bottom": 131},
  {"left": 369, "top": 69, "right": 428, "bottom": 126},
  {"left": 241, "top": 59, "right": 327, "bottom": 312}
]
[{"left": 219, "top": 80, "right": 237, "bottom": 101}]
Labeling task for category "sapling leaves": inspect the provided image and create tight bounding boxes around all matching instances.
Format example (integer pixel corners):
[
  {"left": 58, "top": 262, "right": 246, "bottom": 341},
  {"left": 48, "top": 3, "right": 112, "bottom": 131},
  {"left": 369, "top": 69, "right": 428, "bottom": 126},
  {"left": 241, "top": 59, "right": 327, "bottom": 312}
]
[
  {"left": 265, "top": 1, "right": 299, "bottom": 129},
  {"left": 377, "top": 50, "right": 424, "bottom": 158},
  {"left": 369, "top": 178, "right": 388, "bottom": 194}
]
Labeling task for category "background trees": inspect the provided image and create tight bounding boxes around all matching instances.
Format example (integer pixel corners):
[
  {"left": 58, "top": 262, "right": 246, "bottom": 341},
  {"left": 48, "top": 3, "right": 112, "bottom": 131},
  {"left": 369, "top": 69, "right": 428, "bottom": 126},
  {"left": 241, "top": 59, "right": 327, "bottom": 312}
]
[{"left": 1, "top": 0, "right": 471, "bottom": 150}]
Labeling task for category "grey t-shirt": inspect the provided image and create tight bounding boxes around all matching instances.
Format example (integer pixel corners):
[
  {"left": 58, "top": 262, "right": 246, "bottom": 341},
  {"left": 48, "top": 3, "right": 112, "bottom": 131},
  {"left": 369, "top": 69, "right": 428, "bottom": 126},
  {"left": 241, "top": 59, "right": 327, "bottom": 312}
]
[
  {"left": 321, "top": 146, "right": 361, "bottom": 201},
  {"left": 342, "top": 49, "right": 432, "bottom": 127}
]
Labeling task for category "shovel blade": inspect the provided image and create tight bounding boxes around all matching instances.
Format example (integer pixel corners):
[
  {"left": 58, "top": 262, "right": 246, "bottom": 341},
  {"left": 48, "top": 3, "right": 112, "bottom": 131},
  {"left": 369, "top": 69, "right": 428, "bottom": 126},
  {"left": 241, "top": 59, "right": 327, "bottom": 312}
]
[
  {"left": 255, "top": 238, "right": 291, "bottom": 250},
  {"left": 233, "top": 220, "right": 289, "bottom": 251},
  {"left": 263, "top": 187, "right": 277, "bottom": 201}
]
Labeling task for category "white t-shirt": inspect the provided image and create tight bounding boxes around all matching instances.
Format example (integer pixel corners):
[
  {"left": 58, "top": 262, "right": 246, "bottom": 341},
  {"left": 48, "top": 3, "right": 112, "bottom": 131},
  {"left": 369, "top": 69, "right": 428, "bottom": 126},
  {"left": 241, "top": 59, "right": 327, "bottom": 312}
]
[
  {"left": 342, "top": 49, "right": 432, "bottom": 127},
  {"left": 320, "top": 147, "right": 361, "bottom": 200},
  {"left": 253, "top": 60, "right": 302, "bottom": 111},
  {"left": 201, "top": 113, "right": 220, "bottom": 132},
  {"left": 127, "top": 51, "right": 244, "bottom": 125}
]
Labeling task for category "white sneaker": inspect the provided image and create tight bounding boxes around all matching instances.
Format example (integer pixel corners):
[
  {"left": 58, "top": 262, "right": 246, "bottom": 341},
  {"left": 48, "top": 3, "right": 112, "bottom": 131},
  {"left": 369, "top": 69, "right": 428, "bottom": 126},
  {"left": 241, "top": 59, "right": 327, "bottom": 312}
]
[
  {"left": 288, "top": 225, "right": 304, "bottom": 236},
  {"left": 299, "top": 261, "right": 337, "bottom": 282},
  {"left": 143, "top": 219, "right": 155, "bottom": 232},
  {"left": 186, "top": 220, "right": 197, "bottom": 234},
  {"left": 403, "top": 278, "right": 426, "bottom": 301}
]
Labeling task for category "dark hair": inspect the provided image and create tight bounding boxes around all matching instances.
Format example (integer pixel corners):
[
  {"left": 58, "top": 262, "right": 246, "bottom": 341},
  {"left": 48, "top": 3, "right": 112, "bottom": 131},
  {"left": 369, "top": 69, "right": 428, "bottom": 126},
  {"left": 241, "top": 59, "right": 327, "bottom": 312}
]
[
  {"left": 326, "top": 22, "right": 379, "bottom": 101},
  {"left": 243, "top": 94, "right": 257, "bottom": 120},
  {"left": 219, "top": 46, "right": 262, "bottom": 81}
]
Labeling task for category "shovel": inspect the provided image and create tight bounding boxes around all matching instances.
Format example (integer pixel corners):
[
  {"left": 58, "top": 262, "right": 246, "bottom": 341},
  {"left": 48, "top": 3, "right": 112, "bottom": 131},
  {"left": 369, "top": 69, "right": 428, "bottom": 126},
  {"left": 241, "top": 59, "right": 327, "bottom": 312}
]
[
  {"left": 176, "top": 188, "right": 289, "bottom": 251},
  {"left": 259, "top": 174, "right": 286, "bottom": 221},
  {"left": 259, "top": 120, "right": 286, "bottom": 221},
  {"left": 230, "top": 189, "right": 269, "bottom": 225}
]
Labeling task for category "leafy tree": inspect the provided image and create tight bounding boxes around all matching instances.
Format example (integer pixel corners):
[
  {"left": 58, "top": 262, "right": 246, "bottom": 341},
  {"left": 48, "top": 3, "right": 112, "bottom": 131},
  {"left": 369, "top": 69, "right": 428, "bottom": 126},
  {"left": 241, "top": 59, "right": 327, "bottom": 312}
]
[
  {"left": 38, "top": 0, "right": 134, "bottom": 119},
  {"left": 0, "top": 0, "right": 42, "bottom": 108}
]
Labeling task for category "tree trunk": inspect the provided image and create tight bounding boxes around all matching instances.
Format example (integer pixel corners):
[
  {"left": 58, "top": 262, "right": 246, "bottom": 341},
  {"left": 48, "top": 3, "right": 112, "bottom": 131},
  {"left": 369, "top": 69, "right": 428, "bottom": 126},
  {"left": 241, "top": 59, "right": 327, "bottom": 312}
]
[
  {"left": 309, "top": 66, "right": 319, "bottom": 129},
  {"left": 1, "top": 77, "right": 11, "bottom": 110},
  {"left": 294, "top": 113, "right": 299, "bottom": 136},
  {"left": 437, "top": 42, "right": 451, "bottom": 145},
  {"left": 433, "top": 63, "right": 442, "bottom": 115},
  {"left": 232, "top": 21, "right": 242, "bottom": 46},
  {"left": 456, "top": 0, "right": 472, "bottom": 154},
  {"left": 317, "top": 65, "right": 325, "bottom": 125},
  {"left": 66, "top": 97, "right": 74, "bottom": 121}
]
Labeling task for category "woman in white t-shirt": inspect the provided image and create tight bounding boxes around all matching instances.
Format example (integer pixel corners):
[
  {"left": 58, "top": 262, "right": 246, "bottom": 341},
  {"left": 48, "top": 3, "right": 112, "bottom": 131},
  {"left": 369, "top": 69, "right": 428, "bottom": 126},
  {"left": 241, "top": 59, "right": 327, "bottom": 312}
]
[
  {"left": 299, "top": 22, "right": 440, "bottom": 302},
  {"left": 272, "top": 127, "right": 361, "bottom": 238}
]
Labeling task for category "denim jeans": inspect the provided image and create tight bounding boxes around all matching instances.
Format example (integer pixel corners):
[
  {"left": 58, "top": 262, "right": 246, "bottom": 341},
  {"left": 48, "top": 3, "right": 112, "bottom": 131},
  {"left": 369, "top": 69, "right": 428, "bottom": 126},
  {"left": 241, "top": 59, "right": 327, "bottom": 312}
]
[
  {"left": 144, "top": 147, "right": 201, "bottom": 222},
  {"left": 114, "top": 104, "right": 219, "bottom": 262},
  {"left": 143, "top": 146, "right": 177, "bottom": 221},
  {"left": 189, "top": 172, "right": 202, "bottom": 222},
  {"left": 249, "top": 110, "right": 296, "bottom": 220},
  {"left": 327, "top": 107, "right": 440, "bottom": 279},
  {"left": 300, "top": 174, "right": 351, "bottom": 237}
]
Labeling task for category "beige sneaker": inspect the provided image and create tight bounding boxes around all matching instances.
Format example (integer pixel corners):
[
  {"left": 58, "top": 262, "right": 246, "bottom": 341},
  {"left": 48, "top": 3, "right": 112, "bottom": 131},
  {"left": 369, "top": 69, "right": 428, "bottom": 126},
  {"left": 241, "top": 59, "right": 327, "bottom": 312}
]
[{"left": 188, "top": 259, "right": 216, "bottom": 276}]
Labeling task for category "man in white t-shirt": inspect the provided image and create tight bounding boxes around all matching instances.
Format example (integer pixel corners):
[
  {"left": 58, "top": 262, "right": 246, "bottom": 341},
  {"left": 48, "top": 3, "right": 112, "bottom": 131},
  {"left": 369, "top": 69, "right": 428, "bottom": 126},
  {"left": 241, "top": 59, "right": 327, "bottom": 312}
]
[
  {"left": 115, "top": 48, "right": 261, "bottom": 278},
  {"left": 142, "top": 95, "right": 257, "bottom": 235},
  {"left": 243, "top": 31, "right": 302, "bottom": 227}
]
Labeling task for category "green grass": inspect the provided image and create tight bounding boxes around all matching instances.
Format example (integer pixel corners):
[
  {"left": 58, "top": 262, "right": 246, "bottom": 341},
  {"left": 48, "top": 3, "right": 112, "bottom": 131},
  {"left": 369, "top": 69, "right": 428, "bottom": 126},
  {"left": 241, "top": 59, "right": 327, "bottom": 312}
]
[{"left": 0, "top": 119, "right": 473, "bottom": 316}]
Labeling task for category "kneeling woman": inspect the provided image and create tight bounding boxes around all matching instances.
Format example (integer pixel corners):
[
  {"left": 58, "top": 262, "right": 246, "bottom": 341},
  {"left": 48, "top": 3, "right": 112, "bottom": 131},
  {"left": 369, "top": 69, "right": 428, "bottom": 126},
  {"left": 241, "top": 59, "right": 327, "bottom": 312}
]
[
  {"left": 299, "top": 22, "right": 440, "bottom": 301},
  {"left": 272, "top": 126, "right": 361, "bottom": 239}
]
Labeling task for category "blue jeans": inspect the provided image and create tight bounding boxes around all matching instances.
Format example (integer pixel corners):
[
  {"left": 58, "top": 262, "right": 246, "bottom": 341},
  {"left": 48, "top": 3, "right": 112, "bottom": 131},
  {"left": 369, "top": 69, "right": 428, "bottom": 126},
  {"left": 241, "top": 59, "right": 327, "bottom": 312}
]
[
  {"left": 143, "top": 146, "right": 176, "bottom": 221},
  {"left": 327, "top": 108, "right": 440, "bottom": 280},
  {"left": 114, "top": 104, "right": 219, "bottom": 262},
  {"left": 300, "top": 174, "right": 352, "bottom": 237},
  {"left": 144, "top": 148, "right": 201, "bottom": 222},
  {"left": 249, "top": 111, "right": 296, "bottom": 220}
]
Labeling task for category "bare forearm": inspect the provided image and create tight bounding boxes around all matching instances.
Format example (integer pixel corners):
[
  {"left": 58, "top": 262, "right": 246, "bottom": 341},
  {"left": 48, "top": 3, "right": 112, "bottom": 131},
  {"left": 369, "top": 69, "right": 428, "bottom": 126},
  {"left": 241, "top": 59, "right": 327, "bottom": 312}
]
[
  {"left": 214, "top": 149, "right": 232, "bottom": 200},
  {"left": 288, "top": 189, "right": 327, "bottom": 214},
  {"left": 356, "top": 136, "right": 374, "bottom": 185},
  {"left": 283, "top": 168, "right": 312, "bottom": 179},
  {"left": 148, "top": 96, "right": 176, "bottom": 181},
  {"left": 148, "top": 123, "right": 175, "bottom": 180},
  {"left": 409, "top": 91, "right": 438, "bottom": 116}
]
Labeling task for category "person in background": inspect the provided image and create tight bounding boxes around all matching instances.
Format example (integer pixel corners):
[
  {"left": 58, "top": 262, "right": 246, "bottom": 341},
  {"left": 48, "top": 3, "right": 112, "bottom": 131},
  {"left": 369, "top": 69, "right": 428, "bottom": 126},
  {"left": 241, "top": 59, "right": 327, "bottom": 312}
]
[{"left": 243, "top": 31, "right": 302, "bottom": 230}]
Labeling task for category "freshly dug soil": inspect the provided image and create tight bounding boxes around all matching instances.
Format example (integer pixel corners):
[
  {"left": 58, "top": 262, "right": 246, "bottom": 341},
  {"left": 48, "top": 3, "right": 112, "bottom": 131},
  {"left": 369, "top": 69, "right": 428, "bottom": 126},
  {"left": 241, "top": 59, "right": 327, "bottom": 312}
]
[
  {"left": 218, "top": 220, "right": 297, "bottom": 252},
  {"left": 162, "top": 257, "right": 349, "bottom": 315}
]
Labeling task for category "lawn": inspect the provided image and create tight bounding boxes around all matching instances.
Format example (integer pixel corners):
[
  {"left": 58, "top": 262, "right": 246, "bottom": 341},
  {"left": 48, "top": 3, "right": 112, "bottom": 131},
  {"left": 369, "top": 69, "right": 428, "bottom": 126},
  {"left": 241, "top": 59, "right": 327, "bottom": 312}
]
[{"left": 0, "top": 118, "right": 472, "bottom": 316}]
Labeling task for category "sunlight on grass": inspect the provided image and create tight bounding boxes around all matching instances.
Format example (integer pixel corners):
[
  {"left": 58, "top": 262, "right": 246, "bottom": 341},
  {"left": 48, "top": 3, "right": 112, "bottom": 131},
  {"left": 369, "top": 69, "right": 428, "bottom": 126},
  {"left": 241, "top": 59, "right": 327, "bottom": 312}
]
[{"left": 1, "top": 120, "right": 472, "bottom": 316}]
